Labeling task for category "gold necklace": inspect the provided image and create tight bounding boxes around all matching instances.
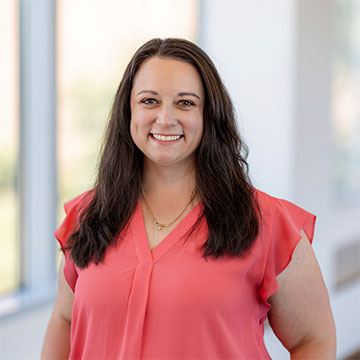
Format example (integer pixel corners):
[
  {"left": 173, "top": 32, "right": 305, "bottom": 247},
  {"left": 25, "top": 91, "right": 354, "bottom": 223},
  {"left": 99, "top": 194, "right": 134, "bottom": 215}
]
[{"left": 141, "top": 187, "right": 196, "bottom": 231}]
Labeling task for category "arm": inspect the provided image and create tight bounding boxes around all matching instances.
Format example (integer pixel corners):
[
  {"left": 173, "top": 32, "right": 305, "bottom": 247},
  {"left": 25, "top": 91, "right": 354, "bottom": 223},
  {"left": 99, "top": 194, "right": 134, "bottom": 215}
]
[
  {"left": 268, "top": 229, "right": 336, "bottom": 359},
  {"left": 41, "top": 255, "right": 74, "bottom": 359}
]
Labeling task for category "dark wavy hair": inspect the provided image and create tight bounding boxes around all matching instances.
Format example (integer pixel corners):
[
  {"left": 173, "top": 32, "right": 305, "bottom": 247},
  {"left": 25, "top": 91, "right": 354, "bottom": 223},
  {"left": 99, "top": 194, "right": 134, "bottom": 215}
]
[{"left": 62, "top": 38, "right": 262, "bottom": 269}]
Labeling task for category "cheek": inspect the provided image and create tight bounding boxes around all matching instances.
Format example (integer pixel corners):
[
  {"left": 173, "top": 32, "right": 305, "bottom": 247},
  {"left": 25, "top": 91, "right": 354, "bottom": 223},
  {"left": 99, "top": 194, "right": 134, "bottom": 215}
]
[
  {"left": 189, "top": 115, "right": 204, "bottom": 138},
  {"left": 194, "top": 118, "right": 204, "bottom": 146},
  {"left": 130, "top": 113, "right": 144, "bottom": 135},
  {"left": 198, "top": 118, "right": 204, "bottom": 135},
  {"left": 129, "top": 117, "right": 144, "bottom": 148},
  {"left": 129, "top": 118, "right": 137, "bottom": 139},
  {"left": 184, "top": 111, "right": 202, "bottom": 128},
  {"left": 131, "top": 110, "right": 152, "bottom": 132}
]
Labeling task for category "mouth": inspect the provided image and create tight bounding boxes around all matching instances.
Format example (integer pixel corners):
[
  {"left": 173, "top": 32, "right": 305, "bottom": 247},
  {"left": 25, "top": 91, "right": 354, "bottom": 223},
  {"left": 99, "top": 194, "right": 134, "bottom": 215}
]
[{"left": 150, "top": 133, "right": 184, "bottom": 142}]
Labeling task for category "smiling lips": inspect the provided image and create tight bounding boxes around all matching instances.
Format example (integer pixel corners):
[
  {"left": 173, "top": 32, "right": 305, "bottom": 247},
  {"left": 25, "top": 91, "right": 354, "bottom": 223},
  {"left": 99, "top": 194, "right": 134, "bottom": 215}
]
[{"left": 151, "top": 133, "right": 184, "bottom": 142}]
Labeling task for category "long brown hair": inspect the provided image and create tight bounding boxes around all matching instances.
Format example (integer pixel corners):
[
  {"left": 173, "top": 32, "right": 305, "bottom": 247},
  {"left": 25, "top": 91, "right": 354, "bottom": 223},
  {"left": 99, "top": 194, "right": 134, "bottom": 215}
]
[{"left": 62, "top": 38, "right": 262, "bottom": 268}]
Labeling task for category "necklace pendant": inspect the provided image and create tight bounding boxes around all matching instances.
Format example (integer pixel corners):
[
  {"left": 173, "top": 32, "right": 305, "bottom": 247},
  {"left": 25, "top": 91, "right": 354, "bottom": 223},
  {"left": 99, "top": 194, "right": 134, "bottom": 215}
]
[
  {"left": 142, "top": 186, "right": 196, "bottom": 234},
  {"left": 154, "top": 221, "right": 162, "bottom": 231}
]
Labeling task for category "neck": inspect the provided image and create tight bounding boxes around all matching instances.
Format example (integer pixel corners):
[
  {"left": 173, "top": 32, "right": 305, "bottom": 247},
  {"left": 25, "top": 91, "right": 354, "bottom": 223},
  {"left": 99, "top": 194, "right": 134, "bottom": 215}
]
[{"left": 142, "top": 159, "right": 197, "bottom": 197}]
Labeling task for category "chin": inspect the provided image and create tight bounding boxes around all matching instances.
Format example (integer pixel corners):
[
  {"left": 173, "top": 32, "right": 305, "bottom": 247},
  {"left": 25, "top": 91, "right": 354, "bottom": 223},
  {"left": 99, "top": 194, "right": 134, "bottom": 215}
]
[
  {"left": 146, "top": 156, "right": 180, "bottom": 167},
  {"left": 154, "top": 159, "right": 178, "bottom": 167}
]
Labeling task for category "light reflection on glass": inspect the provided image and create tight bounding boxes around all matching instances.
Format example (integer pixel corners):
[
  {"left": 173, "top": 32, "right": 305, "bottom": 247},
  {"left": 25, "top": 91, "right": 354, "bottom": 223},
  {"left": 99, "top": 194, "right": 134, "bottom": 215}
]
[
  {"left": 0, "top": 1, "right": 19, "bottom": 295},
  {"left": 332, "top": 0, "right": 360, "bottom": 206}
]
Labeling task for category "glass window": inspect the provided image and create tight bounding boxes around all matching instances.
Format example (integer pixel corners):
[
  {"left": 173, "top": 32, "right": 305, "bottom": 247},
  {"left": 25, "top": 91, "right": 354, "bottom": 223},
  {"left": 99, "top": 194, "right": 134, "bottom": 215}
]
[
  {"left": 332, "top": 0, "right": 360, "bottom": 206},
  {"left": 56, "top": 0, "right": 199, "bottom": 266},
  {"left": 0, "top": 1, "right": 19, "bottom": 295}
]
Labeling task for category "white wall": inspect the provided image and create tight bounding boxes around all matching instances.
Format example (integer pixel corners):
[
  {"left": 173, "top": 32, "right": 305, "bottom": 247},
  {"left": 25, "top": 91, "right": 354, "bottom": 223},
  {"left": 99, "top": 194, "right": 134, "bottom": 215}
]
[{"left": 200, "top": 0, "right": 296, "bottom": 199}]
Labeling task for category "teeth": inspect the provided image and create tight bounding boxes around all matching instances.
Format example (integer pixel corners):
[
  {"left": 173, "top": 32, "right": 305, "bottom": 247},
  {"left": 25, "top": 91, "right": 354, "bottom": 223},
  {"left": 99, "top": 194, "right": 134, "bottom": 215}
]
[{"left": 152, "top": 134, "right": 182, "bottom": 141}]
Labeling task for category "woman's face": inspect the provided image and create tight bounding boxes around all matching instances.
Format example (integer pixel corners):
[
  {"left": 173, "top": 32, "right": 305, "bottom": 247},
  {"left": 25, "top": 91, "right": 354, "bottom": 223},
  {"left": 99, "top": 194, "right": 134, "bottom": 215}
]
[{"left": 130, "top": 56, "right": 204, "bottom": 169}]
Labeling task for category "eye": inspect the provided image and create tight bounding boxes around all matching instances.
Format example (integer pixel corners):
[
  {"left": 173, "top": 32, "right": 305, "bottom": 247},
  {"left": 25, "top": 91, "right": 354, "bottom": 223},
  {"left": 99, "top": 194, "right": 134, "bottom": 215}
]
[
  {"left": 178, "top": 99, "right": 195, "bottom": 107},
  {"left": 140, "top": 98, "right": 158, "bottom": 105}
]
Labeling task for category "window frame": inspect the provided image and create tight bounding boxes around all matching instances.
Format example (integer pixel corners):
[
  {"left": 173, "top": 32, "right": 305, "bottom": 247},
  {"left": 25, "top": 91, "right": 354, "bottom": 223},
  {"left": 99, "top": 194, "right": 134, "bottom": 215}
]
[{"left": 0, "top": 0, "right": 57, "bottom": 319}]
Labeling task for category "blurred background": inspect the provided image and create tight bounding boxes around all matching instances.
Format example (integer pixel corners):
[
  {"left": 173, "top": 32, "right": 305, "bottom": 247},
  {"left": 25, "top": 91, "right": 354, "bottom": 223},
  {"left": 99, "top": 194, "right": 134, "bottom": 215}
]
[{"left": 0, "top": 0, "right": 359, "bottom": 358}]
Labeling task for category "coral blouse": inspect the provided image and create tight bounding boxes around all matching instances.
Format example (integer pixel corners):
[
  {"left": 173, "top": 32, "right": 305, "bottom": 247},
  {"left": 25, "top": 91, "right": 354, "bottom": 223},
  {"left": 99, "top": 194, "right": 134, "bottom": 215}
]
[{"left": 55, "top": 188, "right": 316, "bottom": 359}]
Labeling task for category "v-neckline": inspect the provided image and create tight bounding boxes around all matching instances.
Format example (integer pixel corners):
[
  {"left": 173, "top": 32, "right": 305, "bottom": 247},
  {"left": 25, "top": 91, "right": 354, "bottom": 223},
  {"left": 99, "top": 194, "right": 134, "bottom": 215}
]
[{"left": 130, "top": 199, "right": 202, "bottom": 263}]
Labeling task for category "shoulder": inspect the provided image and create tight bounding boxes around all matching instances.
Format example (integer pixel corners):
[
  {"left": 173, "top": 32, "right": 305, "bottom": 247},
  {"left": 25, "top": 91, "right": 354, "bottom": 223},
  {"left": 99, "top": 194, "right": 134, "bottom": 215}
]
[
  {"left": 253, "top": 187, "right": 278, "bottom": 208},
  {"left": 252, "top": 187, "right": 280, "bottom": 225},
  {"left": 253, "top": 188, "right": 315, "bottom": 224},
  {"left": 63, "top": 189, "right": 95, "bottom": 215},
  {"left": 55, "top": 189, "right": 95, "bottom": 248},
  {"left": 252, "top": 187, "right": 317, "bottom": 256}
]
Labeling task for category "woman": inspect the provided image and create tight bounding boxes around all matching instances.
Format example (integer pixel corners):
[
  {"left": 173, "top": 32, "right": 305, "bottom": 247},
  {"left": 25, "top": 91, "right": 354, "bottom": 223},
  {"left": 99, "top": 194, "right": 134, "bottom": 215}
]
[{"left": 41, "top": 38, "right": 336, "bottom": 359}]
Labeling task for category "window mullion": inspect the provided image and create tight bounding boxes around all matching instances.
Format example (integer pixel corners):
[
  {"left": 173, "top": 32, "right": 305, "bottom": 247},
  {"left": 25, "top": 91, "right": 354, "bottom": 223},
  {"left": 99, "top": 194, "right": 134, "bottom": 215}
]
[{"left": 19, "top": 0, "right": 57, "bottom": 295}]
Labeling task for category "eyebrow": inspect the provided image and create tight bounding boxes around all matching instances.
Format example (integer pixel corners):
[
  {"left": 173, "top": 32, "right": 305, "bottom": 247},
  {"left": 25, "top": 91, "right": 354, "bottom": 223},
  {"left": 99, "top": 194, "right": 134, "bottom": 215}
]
[{"left": 137, "top": 90, "right": 200, "bottom": 100}]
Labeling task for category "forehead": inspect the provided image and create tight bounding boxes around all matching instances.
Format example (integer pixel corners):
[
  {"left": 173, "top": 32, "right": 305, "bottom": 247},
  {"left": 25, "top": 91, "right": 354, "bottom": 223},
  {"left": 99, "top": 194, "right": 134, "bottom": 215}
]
[{"left": 132, "top": 56, "right": 204, "bottom": 95}]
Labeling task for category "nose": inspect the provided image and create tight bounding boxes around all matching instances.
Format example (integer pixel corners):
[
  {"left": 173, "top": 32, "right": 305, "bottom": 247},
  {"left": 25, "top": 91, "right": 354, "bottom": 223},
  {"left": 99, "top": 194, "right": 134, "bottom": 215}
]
[{"left": 156, "top": 104, "right": 177, "bottom": 126}]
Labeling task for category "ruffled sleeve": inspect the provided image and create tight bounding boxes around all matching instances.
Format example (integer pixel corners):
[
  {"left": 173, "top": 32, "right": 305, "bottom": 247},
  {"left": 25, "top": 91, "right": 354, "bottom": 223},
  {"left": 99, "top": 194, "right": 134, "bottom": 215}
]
[
  {"left": 259, "top": 197, "right": 317, "bottom": 308},
  {"left": 54, "top": 190, "right": 92, "bottom": 292}
]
